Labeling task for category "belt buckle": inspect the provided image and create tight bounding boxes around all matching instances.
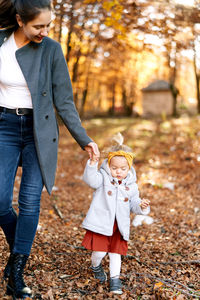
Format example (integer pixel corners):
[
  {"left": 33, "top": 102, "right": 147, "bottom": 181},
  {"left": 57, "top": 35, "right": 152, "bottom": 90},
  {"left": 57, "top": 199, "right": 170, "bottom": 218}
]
[{"left": 16, "top": 108, "right": 24, "bottom": 116}]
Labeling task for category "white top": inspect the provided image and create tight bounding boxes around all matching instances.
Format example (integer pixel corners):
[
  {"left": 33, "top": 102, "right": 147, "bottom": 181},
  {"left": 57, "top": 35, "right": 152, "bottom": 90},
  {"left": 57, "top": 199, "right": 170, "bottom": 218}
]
[{"left": 0, "top": 32, "right": 32, "bottom": 109}]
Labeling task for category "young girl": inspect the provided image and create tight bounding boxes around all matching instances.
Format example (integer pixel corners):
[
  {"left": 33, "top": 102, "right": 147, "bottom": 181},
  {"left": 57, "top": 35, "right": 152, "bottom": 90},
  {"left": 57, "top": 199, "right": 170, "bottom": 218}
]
[{"left": 81, "top": 134, "right": 150, "bottom": 294}]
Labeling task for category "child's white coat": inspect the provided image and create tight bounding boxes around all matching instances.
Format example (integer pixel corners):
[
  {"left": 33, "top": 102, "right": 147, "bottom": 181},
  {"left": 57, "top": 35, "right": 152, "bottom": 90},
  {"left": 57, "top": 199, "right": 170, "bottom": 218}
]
[{"left": 82, "top": 159, "right": 150, "bottom": 241}]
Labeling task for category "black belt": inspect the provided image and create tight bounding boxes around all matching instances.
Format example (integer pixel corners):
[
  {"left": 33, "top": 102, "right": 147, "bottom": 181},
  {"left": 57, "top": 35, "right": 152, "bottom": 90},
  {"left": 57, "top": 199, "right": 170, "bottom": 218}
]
[{"left": 0, "top": 106, "right": 33, "bottom": 116}]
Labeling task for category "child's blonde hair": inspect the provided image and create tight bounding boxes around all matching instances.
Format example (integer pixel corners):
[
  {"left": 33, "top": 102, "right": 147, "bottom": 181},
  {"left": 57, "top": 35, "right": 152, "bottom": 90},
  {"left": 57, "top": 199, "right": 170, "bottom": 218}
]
[{"left": 104, "top": 133, "right": 134, "bottom": 169}]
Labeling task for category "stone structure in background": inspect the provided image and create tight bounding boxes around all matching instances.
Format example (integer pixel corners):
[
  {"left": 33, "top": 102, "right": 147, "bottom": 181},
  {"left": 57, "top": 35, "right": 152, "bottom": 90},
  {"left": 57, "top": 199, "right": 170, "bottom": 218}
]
[{"left": 142, "top": 80, "right": 173, "bottom": 116}]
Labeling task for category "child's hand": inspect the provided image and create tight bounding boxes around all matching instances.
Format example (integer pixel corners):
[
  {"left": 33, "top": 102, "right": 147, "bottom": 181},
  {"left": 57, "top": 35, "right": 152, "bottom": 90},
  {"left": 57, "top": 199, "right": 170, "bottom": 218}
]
[
  {"left": 140, "top": 198, "right": 150, "bottom": 209},
  {"left": 89, "top": 153, "right": 99, "bottom": 165}
]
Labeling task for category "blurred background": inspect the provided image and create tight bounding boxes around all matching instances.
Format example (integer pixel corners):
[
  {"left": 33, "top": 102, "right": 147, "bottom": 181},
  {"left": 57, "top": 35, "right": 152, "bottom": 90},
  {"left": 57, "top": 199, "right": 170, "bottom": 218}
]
[{"left": 50, "top": 0, "right": 200, "bottom": 118}]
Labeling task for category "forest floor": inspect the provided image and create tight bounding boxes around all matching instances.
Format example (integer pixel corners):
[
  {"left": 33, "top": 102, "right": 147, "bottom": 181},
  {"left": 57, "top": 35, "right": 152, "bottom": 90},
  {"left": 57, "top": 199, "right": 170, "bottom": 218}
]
[{"left": 0, "top": 115, "right": 200, "bottom": 300}]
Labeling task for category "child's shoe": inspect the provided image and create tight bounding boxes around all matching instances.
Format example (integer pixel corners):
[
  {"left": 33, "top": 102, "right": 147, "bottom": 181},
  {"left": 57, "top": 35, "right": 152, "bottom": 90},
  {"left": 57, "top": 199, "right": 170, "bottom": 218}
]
[
  {"left": 110, "top": 277, "right": 123, "bottom": 294},
  {"left": 91, "top": 264, "right": 107, "bottom": 283}
]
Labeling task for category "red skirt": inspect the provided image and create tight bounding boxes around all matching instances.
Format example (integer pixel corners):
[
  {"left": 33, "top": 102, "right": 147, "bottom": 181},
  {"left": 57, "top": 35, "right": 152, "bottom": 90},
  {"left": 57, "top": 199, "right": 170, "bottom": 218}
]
[{"left": 82, "top": 220, "right": 128, "bottom": 255}]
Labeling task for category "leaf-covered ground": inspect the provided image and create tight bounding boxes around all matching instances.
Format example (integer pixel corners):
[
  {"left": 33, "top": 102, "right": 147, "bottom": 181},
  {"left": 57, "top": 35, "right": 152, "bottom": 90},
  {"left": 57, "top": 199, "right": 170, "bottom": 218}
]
[{"left": 0, "top": 116, "right": 200, "bottom": 299}]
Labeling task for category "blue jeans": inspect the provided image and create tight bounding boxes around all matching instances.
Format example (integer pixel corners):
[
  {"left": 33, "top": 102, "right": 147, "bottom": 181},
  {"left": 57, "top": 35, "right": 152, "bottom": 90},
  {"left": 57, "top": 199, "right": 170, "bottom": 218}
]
[{"left": 0, "top": 111, "right": 43, "bottom": 255}]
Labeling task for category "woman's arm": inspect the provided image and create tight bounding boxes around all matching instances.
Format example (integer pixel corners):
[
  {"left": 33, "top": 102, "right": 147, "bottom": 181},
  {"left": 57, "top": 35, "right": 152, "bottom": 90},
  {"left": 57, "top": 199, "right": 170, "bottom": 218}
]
[{"left": 52, "top": 43, "right": 92, "bottom": 149}]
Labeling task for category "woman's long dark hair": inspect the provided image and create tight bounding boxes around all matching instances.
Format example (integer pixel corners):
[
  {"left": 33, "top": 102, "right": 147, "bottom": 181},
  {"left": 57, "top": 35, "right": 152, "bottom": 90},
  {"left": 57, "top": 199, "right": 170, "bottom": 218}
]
[{"left": 0, "top": 0, "right": 51, "bottom": 29}]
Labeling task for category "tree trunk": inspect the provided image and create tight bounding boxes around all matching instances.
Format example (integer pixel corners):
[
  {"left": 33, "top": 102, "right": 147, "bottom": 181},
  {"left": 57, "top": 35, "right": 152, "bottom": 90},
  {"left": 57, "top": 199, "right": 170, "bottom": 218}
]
[
  {"left": 109, "top": 83, "right": 116, "bottom": 116},
  {"left": 122, "top": 88, "right": 127, "bottom": 113},
  {"left": 72, "top": 49, "right": 81, "bottom": 83},
  {"left": 74, "top": 91, "right": 79, "bottom": 108},
  {"left": 193, "top": 47, "right": 200, "bottom": 113},
  {"left": 58, "top": 13, "right": 63, "bottom": 44},
  {"left": 65, "top": 2, "right": 75, "bottom": 63},
  {"left": 196, "top": 75, "right": 200, "bottom": 113},
  {"left": 121, "top": 87, "right": 132, "bottom": 116},
  {"left": 79, "top": 88, "right": 88, "bottom": 118},
  {"left": 170, "top": 83, "right": 178, "bottom": 117},
  {"left": 79, "top": 75, "right": 89, "bottom": 118},
  {"left": 166, "top": 40, "right": 178, "bottom": 117}
]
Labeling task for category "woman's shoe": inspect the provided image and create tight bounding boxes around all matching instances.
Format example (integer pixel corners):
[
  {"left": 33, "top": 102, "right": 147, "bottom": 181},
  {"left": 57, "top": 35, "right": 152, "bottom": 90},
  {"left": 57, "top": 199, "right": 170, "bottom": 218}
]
[
  {"left": 6, "top": 253, "right": 32, "bottom": 299},
  {"left": 110, "top": 277, "right": 123, "bottom": 294},
  {"left": 91, "top": 263, "right": 107, "bottom": 283}
]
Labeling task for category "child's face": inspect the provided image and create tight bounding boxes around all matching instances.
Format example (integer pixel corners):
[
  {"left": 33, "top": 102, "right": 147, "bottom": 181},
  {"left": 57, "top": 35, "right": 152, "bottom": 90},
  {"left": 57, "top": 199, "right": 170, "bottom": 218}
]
[{"left": 109, "top": 156, "right": 130, "bottom": 180}]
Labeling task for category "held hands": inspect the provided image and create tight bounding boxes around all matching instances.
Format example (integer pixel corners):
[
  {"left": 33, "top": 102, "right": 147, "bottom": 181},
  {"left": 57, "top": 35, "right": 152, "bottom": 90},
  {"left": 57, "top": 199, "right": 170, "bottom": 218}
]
[
  {"left": 84, "top": 142, "right": 100, "bottom": 165},
  {"left": 89, "top": 153, "right": 100, "bottom": 165},
  {"left": 140, "top": 198, "right": 150, "bottom": 209}
]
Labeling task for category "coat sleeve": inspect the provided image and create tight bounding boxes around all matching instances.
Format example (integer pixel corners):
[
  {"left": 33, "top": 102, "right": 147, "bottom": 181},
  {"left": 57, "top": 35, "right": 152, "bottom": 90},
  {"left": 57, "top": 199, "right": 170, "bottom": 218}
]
[
  {"left": 130, "top": 183, "right": 150, "bottom": 215},
  {"left": 52, "top": 43, "right": 92, "bottom": 148},
  {"left": 83, "top": 160, "right": 103, "bottom": 189}
]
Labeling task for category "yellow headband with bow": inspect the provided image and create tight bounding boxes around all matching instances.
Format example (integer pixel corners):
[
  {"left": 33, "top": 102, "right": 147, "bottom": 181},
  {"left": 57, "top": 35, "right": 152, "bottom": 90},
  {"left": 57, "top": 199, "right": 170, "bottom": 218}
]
[{"left": 108, "top": 150, "right": 134, "bottom": 169}]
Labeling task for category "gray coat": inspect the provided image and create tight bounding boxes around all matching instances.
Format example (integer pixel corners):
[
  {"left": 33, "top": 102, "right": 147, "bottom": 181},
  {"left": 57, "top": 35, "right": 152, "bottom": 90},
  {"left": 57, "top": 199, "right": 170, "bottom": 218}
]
[
  {"left": 0, "top": 30, "right": 92, "bottom": 194},
  {"left": 82, "top": 159, "right": 150, "bottom": 241}
]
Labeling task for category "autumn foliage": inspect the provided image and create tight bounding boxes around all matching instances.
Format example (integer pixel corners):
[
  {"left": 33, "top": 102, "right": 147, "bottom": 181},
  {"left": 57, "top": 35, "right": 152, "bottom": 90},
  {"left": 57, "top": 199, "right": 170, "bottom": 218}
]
[{"left": 51, "top": 0, "right": 200, "bottom": 117}]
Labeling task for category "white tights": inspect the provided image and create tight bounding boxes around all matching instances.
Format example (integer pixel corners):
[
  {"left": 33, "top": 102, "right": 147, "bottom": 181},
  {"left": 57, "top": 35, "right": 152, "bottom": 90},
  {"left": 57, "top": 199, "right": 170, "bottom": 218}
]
[{"left": 91, "top": 251, "right": 121, "bottom": 278}]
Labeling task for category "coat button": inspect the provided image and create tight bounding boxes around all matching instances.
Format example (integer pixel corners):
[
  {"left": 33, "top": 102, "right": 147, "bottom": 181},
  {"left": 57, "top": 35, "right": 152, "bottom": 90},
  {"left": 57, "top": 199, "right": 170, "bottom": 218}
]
[
  {"left": 42, "top": 91, "right": 47, "bottom": 96},
  {"left": 124, "top": 197, "right": 128, "bottom": 202},
  {"left": 107, "top": 191, "right": 112, "bottom": 196},
  {"left": 53, "top": 138, "right": 56, "bottom": 142},
  {"left": 45, "top": 115, "right": 49, "bottom": 119},
  {"left": 125, "top": 187, "right": 129, "bottom": 191}
]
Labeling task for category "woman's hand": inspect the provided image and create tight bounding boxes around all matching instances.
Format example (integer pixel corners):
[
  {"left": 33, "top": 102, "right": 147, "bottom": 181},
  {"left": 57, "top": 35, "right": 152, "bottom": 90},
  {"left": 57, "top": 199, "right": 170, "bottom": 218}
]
[{"left": 84, "top": 142, "right": 100, "bottom": 162}]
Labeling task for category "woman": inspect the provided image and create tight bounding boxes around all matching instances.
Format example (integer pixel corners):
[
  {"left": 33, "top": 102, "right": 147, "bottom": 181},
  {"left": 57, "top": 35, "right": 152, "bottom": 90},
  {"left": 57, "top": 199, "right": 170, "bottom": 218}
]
[{"left": 0, "top": 0, "right": 99, "bottom": 298}]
